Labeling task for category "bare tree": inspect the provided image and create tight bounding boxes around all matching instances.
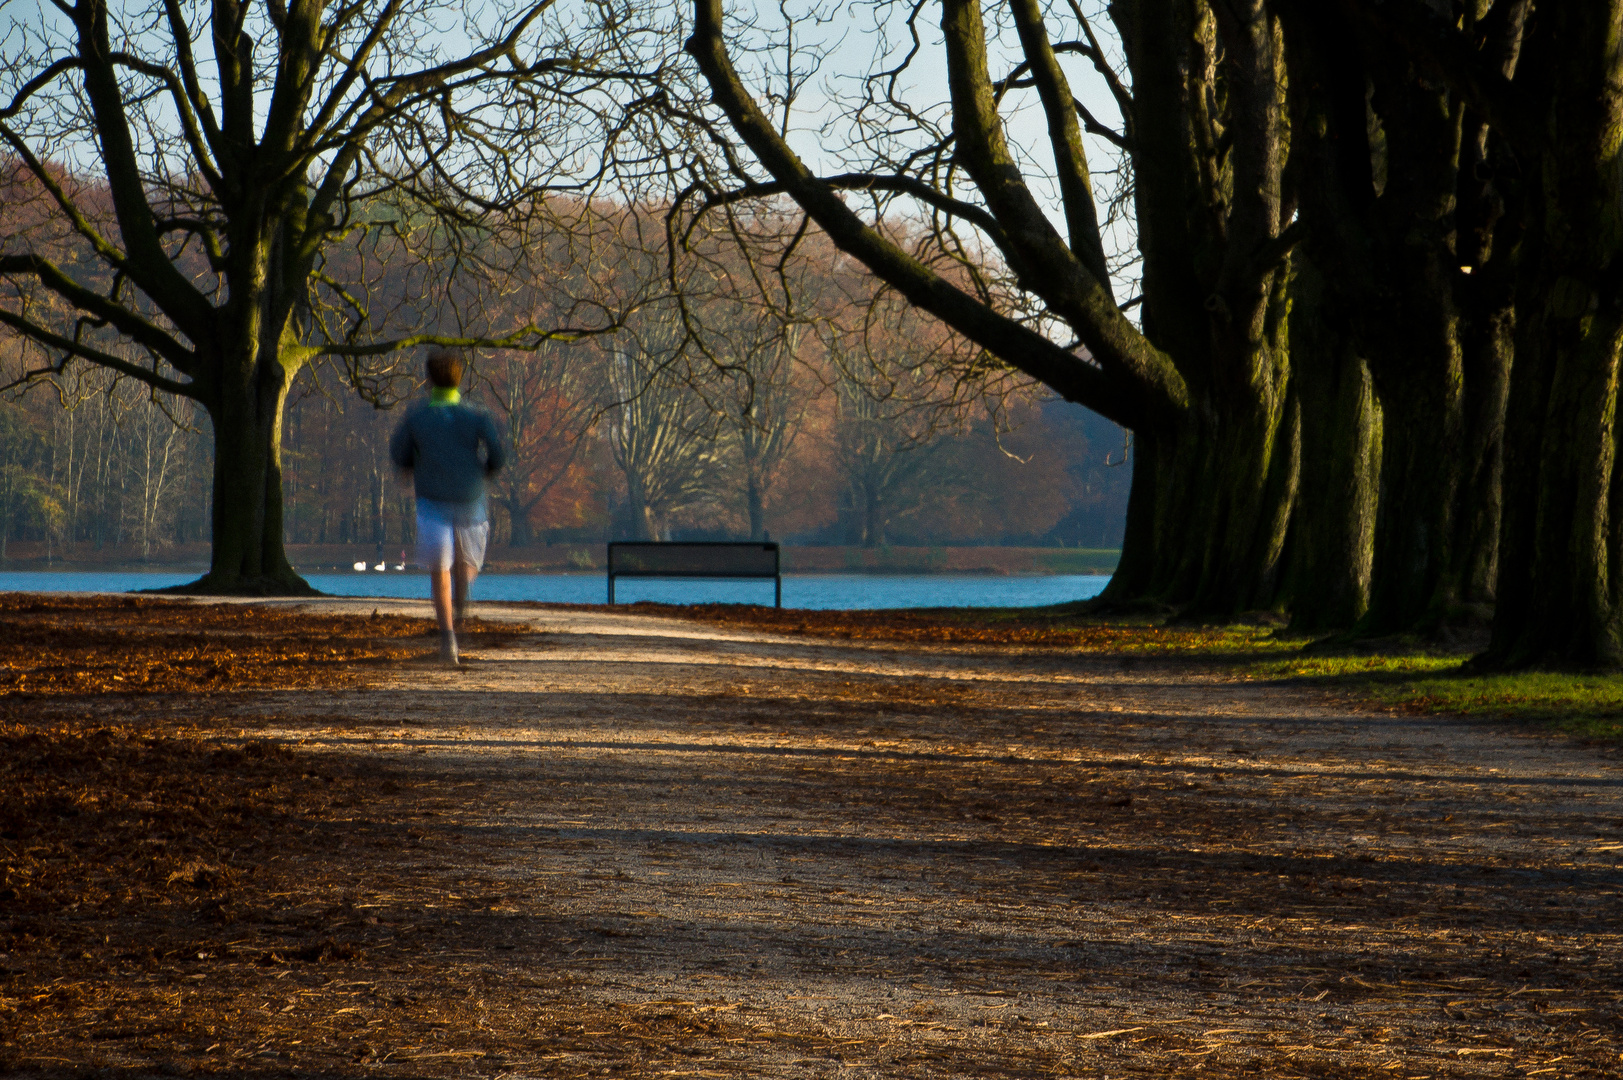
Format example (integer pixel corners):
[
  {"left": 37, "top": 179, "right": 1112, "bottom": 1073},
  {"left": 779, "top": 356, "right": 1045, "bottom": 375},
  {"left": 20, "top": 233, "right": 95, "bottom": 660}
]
[
  {"left": 706, "top": 309, "right": 807, "bottom": 540},
  {"left": 124, "top": 387, "right": 191, "bottom": 559},
  {"left": 0, "top": 0, "right": 670, "bottom": 592},
  {"left": 477, "top": 342, "right": 601, "bottom": 545},
  {"left": 831, "top": 376, "right": 938, "bottom": 548},
  {"left": 608, "top": 316, "right": 725, "bottom": 541},
  {"left": 824, "top": 322, "right": 974, "bottom": 548}
]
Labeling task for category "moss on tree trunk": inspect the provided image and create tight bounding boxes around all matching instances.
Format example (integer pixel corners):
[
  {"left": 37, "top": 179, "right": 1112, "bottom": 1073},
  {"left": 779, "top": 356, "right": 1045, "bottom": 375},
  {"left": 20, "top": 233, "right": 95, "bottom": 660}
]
[{"left": 1277, "top": 258, "right": 1382, "bottom": 632}]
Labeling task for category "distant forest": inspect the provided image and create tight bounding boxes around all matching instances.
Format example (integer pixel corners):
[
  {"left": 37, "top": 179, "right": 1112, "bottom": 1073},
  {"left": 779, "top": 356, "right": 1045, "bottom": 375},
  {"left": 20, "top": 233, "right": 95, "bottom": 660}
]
[
  {"left": 2, "top": 145, "right": 1130, "bottom": 565},
  {"left": 0, "top": 360, "right": 1130, "bottom": 560}
]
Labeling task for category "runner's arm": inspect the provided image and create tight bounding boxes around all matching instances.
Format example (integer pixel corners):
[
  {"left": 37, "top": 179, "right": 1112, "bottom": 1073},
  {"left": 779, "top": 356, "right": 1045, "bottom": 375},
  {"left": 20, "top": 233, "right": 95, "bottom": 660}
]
[
  {"left": 388, "top": 414, "right": 416, "bottom": 473},
  {"left": 480, "top": 413, "right": 506, "bottom": 476}
]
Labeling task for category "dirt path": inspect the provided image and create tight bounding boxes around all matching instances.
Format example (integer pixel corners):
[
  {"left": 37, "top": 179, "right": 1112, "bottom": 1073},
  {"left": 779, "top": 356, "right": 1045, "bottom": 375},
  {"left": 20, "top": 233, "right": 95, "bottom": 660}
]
[
  {"left": 5, "top": 596, "right": 1622, "bottom": 1077},
  {"left": 212, "top": 599, "right": 1623, "bottom": 1077}
]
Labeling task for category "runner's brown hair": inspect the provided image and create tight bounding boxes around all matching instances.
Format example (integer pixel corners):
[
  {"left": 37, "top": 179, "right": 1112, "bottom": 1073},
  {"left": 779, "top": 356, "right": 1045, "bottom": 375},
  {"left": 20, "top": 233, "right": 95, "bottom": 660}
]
[{"left": 426, "top": 349, "right": 463, "bottom": 389}]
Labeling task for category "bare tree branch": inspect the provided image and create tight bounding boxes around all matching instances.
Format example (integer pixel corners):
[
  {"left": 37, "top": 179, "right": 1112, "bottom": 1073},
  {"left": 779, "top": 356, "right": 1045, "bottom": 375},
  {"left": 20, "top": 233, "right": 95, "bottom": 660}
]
[
  {"left": 684, "top": 0, "right": 1149, "bottom": 427},
  {"left": 0, "top": 309, "right": 194, "bottom": 398}
]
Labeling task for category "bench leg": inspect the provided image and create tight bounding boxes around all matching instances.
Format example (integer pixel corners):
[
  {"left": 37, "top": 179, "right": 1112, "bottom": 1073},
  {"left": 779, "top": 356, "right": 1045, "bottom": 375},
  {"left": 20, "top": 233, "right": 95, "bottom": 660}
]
[{"left": 775, "top": 575, "right": 781, "bottom": 609}]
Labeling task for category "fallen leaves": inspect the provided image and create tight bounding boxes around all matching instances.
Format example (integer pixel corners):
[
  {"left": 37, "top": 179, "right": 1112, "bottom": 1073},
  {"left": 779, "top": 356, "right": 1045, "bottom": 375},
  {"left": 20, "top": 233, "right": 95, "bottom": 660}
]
[{"left": 0, "top": 592, "right": 520, "bottom": 694}]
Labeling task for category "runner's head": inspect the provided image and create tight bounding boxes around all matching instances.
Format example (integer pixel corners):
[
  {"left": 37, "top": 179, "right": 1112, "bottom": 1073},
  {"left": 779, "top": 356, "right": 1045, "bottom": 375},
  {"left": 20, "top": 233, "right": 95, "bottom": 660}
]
[{"left": 426, "top": 349, "right": 463, "bottom": 390}]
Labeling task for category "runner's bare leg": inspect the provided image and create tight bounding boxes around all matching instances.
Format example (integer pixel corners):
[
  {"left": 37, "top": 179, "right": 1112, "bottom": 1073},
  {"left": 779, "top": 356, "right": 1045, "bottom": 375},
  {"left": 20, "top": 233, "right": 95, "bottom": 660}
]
[
  {"left": 453, "top": 562, "right": 477, "bottom": 627},
  {"left": 431, "top": 568, "right": 455, "bottom": 631},
  {"left": 431, "top": 567, "right": 458, "bottom": 665}
]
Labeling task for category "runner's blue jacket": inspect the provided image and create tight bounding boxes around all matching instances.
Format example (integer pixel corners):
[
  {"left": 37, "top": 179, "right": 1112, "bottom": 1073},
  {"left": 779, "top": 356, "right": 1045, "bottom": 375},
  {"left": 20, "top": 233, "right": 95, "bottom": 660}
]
[{"left": 388, "top": 398, "right": 506, "bottom": 506}]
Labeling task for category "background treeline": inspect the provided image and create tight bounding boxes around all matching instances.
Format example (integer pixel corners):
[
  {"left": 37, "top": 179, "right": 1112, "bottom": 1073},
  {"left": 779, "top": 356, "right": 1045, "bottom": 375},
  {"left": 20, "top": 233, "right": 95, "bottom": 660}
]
[
  {"left": 0, "top": 303, "right": 1132, "bottom": 561},
  {"left": 283, "top": 347, "right": 1129, "bottom": 552},
  {"left": 0, "top": 119, "right": 1129, "bottom": 566},
  {"left": 0, "top": 368, "right": 212, "bottom": 561}
]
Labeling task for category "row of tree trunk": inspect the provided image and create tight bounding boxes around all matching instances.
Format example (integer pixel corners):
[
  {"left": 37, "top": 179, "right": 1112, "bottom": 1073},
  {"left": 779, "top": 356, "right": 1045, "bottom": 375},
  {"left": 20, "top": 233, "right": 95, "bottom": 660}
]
[
  {"left": 687, "top": 0, "right": 1623, "bottom": 667},
  {"left": 1053, "top": 0, "right": 1543, "bottom": 643}
]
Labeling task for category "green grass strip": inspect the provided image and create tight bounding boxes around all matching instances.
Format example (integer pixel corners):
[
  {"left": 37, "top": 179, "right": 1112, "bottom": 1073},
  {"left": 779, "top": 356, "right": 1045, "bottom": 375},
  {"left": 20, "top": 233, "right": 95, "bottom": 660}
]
[{"left": 1250, "top": 651, "right": 1623, "bottom": 742}]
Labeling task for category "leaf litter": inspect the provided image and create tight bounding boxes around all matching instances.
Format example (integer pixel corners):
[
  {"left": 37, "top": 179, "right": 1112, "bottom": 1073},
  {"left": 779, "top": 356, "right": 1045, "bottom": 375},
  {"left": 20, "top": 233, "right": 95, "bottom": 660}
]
[{"left": 0, "top": 595, "right": 1619, "bottom": 1078}]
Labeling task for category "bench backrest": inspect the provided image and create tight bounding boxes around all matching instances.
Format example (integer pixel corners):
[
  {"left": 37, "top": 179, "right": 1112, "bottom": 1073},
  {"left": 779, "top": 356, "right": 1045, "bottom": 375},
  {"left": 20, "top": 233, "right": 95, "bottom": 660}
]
[{"left": 607, "top": 541, "right": 780, "bottom": 578}]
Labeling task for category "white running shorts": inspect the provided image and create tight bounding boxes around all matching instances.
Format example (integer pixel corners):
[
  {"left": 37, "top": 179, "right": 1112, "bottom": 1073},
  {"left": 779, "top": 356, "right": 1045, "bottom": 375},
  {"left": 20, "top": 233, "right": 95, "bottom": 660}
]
[{"left": 415, "top": 499, "right": 489, "bottom": 573}]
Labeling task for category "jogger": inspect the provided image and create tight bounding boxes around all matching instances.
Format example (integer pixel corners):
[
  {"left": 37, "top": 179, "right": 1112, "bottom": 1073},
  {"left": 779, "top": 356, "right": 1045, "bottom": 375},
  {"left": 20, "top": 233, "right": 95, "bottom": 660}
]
[{"left": 389, "top": 350, "right": 506, "bottom": 666}]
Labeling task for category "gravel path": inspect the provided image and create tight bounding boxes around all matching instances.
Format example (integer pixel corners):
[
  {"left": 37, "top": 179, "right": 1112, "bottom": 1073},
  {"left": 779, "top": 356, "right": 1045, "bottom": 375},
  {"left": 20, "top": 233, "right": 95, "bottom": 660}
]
[{"left": 192, "top": 596, "right": 1623, "bottom": 1078}]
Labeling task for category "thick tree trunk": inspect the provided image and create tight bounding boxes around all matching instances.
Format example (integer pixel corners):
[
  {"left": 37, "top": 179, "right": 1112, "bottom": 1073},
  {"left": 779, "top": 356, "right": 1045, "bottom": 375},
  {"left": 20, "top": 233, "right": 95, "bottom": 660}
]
[
  {"left": 1354, "top": 44, "right": 1471, "bottom": 634},
  {"left": 1100, "top": 430, "right": 1160, "bottom": 604},
  {"left": 1280, "top": 4, "right": 1499, "bottom": 638},
  {"left": 1188, "top": 390, "right": 1298, "bottom": 617},
  {"left": 1478, "top": 3, "right": 1623, "bottom": 669},
  {"left": 1450, "top": 296, "right": 1513, "bottom": 607},
  {"left": 1488, "top": 295, "right": 1623, "bottom": 667},
  {"left": 1362, "top": 364, "right": 1462, "bottom": 632},
  {"left": 861, "top": 485, "right": 883, "bottom": 548},
  {"left": 506, "top": 499, "right": 536, "bottom": 547},
  {"left": 169, "top": 360, "right": 315, "bottom": 595},
  {"left": 1450, "top": 58, "right": 1520, "bottom": 613},
  {"left": 1100, "top": 393, "right": 1296, "bottom": 618},
  {"left": 1279, "top": 259, "right": 1382, "bottom": 632},
  {"left": 839, "top": 475, "right": 883, "bottom": 547},
  {"left": 1487, "top": 0, "right": 1623, "bottom": 668},
  {"left": 625, "top": 484, "right": 657, "bottom": 542},
  {"left": 1096, "top": 0, "right": 1296, "bottom": 621}
]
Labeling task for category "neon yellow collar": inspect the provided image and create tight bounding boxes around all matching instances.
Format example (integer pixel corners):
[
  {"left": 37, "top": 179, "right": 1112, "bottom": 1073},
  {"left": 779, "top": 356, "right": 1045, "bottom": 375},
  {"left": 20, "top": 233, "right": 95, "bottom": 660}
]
[{"left": 430, "top": 387, "right": 461, "bottom": 406}]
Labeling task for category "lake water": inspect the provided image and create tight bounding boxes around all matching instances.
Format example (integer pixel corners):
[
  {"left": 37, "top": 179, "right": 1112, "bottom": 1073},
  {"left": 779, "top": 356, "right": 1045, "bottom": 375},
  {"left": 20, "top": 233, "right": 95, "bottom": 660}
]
[{"left": 0, "top": 570, "right": 1110, "bottom": 611}]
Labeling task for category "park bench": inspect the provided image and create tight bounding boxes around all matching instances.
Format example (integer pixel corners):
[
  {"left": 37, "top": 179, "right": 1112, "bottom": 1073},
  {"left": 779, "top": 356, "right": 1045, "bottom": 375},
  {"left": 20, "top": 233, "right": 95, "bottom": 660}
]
[{"left": 606, "top": 541, "right": 782, "bottom": 608}]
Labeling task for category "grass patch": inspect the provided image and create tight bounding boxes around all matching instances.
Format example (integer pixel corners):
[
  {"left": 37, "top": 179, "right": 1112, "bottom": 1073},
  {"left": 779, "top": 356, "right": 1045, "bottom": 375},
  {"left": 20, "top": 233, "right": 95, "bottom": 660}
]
[
  {"left": 1250, "top": 650, "right": 1623, "bottom": 742},
  {"left": 1249, "top": 651, "right": 1464, "bottom": 682}
]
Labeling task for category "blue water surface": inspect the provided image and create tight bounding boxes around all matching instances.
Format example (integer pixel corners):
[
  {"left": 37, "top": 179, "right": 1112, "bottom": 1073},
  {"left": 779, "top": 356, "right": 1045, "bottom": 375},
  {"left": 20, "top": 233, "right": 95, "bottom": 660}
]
[{"left": 0, "top": 570, "right": 1109, "bottom": 610}]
